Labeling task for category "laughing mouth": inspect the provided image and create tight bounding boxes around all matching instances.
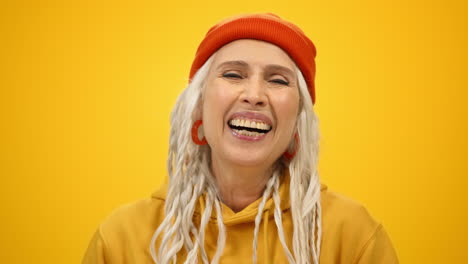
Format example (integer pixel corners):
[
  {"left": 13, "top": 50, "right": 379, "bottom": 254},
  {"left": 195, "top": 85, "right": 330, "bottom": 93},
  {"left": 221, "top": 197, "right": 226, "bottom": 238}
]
[{"left": 227, "top": 118, "right": 272, "bottom": 137}]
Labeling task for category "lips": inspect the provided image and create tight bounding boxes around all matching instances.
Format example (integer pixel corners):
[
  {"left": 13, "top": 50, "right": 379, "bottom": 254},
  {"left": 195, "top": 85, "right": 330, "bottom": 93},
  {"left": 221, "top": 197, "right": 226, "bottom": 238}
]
[{"left": 227, "top": 111, "right": 273, "bottom": 139}]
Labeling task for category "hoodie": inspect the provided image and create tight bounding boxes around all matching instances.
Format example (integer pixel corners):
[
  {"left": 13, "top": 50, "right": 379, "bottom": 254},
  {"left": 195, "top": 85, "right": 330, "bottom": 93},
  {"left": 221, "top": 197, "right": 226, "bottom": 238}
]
[{"left": 82, "top": 171, "right": 399, "bottom": 263}]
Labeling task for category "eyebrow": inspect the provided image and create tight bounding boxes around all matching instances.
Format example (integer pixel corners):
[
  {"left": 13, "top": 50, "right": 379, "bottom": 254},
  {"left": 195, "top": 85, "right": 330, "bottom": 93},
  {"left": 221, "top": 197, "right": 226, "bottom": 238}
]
[
  {"left": 216, "top": 60, "right": 295, "bottom": 77},
  {"left": 265, "top": 64, "right": 295, "bottom": 78},
  {"left": 216, "top": 60, "right": 249, "bottom": 70}
]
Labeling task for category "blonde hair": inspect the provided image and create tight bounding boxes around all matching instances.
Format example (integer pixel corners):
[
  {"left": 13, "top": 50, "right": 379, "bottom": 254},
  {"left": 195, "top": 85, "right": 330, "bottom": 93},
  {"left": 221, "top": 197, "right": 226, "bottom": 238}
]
[{"left": 150, "top": 54, "right": 321, "bottom": 264}]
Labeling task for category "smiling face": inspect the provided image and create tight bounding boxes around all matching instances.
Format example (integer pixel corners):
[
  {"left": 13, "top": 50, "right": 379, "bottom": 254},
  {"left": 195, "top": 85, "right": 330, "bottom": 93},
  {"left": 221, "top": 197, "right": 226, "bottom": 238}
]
[{"left": 201, "top": 39, "right": 300, "bottom": 169}]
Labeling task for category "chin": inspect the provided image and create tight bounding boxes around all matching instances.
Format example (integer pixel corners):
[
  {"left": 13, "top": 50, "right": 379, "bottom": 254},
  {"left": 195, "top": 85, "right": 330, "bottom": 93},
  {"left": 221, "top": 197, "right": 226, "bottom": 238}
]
[{"left": 223, "top": 149, "right": 275, "bottom": 168}]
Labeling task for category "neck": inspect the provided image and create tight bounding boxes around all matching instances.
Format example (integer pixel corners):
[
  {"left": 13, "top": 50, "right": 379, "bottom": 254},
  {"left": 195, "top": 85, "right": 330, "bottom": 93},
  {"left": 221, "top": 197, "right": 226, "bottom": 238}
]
[{"left": 211, "top": 156, "right": 274, "bottom": 213}]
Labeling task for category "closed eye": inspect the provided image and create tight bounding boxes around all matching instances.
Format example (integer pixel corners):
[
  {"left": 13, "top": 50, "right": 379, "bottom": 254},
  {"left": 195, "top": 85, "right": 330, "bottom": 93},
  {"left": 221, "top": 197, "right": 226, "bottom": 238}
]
[
  {"left": 222, "top": 72, "right": 243, "bottom": 79},
  {"left": 270, "top": 79, "right": 289, "bottom": 86}
]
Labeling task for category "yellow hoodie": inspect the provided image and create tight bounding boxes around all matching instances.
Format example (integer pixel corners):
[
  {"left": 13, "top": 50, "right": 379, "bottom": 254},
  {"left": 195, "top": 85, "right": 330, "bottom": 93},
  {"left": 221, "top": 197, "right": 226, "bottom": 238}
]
[{"left": 82, "top": 172, "right": 399, "bottom": 263}]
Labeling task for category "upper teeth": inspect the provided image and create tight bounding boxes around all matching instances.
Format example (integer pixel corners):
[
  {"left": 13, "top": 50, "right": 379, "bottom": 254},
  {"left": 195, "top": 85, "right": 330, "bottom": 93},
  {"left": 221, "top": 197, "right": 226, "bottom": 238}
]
[{"left": 229, "top": 119, "right": 271, "bottom": 130}]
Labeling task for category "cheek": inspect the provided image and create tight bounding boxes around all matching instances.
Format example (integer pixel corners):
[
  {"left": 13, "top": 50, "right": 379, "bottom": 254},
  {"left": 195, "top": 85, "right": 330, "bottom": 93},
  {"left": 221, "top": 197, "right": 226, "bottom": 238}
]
[
  {"left": 202, "top": 81, "right": 237, "bottom": 134},
  {"left": 272, "top": 92, "right": 300, "bottom": 127},
  {"left": 204, "top": 81, "right": 237, "bottom": 113}
]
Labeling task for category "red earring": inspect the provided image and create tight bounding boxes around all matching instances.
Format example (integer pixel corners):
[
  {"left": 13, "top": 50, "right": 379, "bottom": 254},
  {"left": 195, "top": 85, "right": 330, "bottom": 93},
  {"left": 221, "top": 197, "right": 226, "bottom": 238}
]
[
  {"left": 283, "top": 133, "right": 299, "bottom": 160},
  {"left": 191, "top": 120, "right": 207, "bottom": 145}
]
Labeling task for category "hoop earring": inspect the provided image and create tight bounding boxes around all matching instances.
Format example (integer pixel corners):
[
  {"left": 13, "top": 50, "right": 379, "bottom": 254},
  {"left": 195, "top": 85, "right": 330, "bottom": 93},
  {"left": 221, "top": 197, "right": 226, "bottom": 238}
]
[
  {"left": 191, "top": 120, "right": 207, "bottom": 145},
  {"left": 283, "top": 133, "right": 299, "bottom": 160}
]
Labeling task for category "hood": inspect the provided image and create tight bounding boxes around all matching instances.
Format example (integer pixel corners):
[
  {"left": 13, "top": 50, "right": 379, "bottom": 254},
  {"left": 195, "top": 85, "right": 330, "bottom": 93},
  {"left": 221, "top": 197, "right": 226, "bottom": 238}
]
[{"left": 151, "top": 170, "right": 327, "bottom": 226}]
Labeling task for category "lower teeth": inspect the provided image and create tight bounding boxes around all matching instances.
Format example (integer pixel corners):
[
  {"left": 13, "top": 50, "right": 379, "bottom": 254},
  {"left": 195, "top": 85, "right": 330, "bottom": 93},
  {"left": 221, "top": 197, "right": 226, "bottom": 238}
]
[{"left": 233, "top": 129, "right": 264, "bottom": 137}]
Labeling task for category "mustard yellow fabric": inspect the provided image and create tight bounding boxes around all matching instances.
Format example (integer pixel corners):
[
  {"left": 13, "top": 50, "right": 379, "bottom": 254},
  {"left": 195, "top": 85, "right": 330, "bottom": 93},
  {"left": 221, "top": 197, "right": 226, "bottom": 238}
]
[{"left": 82, "top": 173, "right": 399, "bottom": 263}]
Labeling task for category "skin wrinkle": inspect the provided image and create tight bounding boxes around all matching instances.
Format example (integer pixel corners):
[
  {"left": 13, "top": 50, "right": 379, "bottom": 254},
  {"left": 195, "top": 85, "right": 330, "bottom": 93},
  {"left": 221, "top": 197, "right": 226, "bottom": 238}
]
[
  {"left": 202, "top": 40, "right": 300, "bottom": 213},
  {"left": 215, "top": 60, "right": 296, "bottom": 86},
  {"left": 214, "top": 166, "right": 271, "bottom": 213}
]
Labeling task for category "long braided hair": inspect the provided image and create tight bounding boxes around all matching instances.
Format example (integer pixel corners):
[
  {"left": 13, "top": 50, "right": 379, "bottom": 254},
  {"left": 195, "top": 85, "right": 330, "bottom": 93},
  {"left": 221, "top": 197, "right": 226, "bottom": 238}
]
[{"left": 150, "top": 54, "right": 321, "bottom": 264}]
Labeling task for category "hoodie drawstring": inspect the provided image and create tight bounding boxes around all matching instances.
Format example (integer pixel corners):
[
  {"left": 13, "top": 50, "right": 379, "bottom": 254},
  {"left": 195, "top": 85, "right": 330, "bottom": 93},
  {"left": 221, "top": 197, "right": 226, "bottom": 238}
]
[{"left": 263, "top": 210, "right": 269, "bottom": 264}]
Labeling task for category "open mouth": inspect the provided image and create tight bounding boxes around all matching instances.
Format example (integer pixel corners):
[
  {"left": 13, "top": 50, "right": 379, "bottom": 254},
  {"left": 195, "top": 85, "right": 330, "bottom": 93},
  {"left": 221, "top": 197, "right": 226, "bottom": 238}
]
[{"left": 227, "top": 118, "right": 272, "bottom": 137}]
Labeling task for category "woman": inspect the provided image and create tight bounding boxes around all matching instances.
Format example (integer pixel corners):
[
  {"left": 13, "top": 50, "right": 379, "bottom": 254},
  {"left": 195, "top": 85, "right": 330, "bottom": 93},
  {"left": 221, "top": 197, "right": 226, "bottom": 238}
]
[{"left": 83, "top": 13, "right": 398, "bottom": 264}]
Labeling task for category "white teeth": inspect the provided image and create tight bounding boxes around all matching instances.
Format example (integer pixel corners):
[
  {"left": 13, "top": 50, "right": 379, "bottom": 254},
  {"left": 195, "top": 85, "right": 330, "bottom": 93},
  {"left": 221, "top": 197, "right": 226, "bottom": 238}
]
[{"left": 229, "top": 118, "right": 271, "bottom": 130}]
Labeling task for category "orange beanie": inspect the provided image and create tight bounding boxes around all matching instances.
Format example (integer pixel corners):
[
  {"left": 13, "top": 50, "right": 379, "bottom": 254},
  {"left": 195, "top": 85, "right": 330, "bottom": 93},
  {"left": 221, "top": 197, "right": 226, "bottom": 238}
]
[{"left": 189, "top": 13, "right": 317, "bottom": 104}]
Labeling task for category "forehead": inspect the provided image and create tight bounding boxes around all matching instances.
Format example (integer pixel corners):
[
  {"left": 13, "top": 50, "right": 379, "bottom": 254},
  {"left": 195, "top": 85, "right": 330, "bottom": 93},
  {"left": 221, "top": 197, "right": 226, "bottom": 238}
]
[{"left": 211, "top": 39, "right": 296, "bottom": 71}]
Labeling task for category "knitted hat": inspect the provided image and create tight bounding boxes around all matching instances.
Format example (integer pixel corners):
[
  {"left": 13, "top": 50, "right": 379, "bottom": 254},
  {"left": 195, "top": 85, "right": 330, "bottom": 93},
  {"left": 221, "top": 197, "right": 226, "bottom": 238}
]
[{"left": 189, "top": 13, "right": 317, "bottom": 104}]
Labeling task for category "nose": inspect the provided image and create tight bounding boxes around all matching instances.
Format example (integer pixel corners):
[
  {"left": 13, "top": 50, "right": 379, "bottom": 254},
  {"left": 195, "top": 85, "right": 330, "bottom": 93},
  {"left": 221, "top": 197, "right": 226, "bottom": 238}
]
[{"left": 240, "top": 78, "right": 267, "bottom": 107}]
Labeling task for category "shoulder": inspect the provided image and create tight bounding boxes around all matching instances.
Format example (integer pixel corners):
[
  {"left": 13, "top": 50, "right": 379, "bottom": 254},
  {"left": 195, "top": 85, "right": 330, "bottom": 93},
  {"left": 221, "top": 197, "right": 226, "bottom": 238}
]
[
  {"left": 101, "top": 196, "right": 165, "bottom": 231},
  {"left": 83, "top": 191, "right": 167, "bottom": 263},
  {"left": 320, "top": 185, "right": 379, "bottom": 231},
  {"left": 97, "top": 188, "right": 167, "bottom": 250},
  {"left": 319, "top": 184, "right": 398, "bottom": 263}
]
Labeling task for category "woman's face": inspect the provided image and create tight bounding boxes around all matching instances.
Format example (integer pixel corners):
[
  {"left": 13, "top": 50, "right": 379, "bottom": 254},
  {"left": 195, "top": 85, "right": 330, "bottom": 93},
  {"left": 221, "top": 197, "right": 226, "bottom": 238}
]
[{"left": 202, "top": 39, "right": 300, "bottom": 168}]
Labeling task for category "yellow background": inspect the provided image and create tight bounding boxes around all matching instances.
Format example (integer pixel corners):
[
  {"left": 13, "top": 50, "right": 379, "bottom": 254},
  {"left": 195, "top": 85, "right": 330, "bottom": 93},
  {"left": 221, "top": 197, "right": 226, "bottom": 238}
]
[{"left": 1, "top": 0, "right": 467, "bottom": 263}]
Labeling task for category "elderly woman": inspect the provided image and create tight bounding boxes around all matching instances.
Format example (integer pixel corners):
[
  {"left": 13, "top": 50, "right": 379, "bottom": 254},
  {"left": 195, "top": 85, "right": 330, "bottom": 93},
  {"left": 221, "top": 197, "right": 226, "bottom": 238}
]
[{"left": 83, "top": 13, "right": 398, "bottom": 264}]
